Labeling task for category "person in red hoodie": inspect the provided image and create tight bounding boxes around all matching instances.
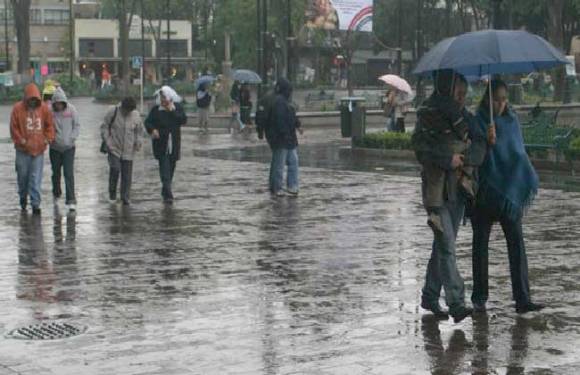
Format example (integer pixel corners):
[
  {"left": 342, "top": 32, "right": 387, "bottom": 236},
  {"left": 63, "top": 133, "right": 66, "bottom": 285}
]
[{"left": 10, "top": 83, "right": 55, "bottom": 215}]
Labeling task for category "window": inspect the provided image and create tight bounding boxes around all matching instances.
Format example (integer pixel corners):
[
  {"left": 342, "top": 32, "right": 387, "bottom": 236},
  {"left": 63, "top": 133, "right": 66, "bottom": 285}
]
[
  {"left": 0, "top": 8, "right": 14, "bottom": 24},
  {"left": 30, "top": 9, "right": 42, "bottom": 24},
  {"left": 44, "top": 9, "right": 70, "bottom": 25},
  {"left": 79, "top": 38, "right": 114, "bottom": 58},
  {"left": 124, "top": 40, "right": 152, "bottom": 58},
  {"left": 157, "top": 40, "right": 188, "bottom": 58}
]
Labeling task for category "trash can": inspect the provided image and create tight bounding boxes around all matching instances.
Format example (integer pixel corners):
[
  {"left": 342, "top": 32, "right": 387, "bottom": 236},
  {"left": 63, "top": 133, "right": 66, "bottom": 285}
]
[{"left": 340, "top": 97, "right": 366, "bottom": 139}]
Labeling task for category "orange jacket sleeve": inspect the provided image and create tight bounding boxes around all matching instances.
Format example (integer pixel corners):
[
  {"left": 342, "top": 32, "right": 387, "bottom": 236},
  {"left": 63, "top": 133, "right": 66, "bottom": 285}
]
[{"left": 9, "top": 106, "right": 23, "bottom": 146}]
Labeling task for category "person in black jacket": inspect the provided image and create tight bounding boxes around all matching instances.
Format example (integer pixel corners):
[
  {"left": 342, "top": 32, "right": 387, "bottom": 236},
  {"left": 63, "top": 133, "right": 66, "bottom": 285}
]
[
  {"left": 144, "top": 86, "right": 187, "bottom": 204},
  {"left": 268, "top": 78, "right": 302, "bottom": 197}
]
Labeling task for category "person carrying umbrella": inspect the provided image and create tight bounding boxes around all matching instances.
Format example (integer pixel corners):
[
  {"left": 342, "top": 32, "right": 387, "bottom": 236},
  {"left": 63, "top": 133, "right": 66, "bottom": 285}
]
[
  {"left": 196, "top": 82, "right": 212, "bottom": 134},
  {"left": 412, "top": 69, "right": 485, "bottom": 323}
]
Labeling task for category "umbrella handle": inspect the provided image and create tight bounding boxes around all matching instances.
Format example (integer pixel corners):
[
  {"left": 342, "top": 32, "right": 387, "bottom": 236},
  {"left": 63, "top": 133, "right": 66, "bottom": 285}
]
[{"left": 488, "top": 75, "right": 497, "bottom": 145}]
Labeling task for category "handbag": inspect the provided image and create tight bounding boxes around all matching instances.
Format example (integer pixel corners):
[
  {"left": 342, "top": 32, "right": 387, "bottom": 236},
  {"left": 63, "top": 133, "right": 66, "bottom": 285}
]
[{"left": 100, "top": 107, "right": 118, "bottom": 154}]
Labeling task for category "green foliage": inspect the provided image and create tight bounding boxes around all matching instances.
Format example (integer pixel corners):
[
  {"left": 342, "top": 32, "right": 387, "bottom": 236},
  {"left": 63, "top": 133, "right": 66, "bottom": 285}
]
[
  {"left": 355, "top": 131, "right": 412, "bottom": 150},
  {"left": 566, "top": 136, "right": 580, "bottom": 160},
  {"left": 53, "top": 74, "right": 94, "bottom": 97},
  {"left": 0, "top": 85, "right": 26, "bottom": 104}
]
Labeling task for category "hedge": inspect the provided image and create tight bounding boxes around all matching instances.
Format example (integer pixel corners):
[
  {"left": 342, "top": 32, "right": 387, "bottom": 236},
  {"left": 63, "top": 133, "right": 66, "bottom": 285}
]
[{"left": 354, "top": 131, "right": 413, "bottom": 150}]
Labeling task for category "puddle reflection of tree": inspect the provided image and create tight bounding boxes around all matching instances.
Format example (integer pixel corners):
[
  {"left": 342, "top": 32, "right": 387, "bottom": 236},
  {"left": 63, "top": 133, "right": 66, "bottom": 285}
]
[{"left": 422, "top": 315, "right": 531, "bottom": 374}]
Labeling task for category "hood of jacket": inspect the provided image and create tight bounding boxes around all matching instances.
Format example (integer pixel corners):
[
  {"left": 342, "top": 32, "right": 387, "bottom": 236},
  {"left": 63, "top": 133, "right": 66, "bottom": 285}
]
[
  {"left": 275, "top": 78, "right": 292, "bottom": 100},
  {"left": 52, "top": 87, "right": 68, "bottom": 104},
  {"left": 24, "top": 83, "right": 41, "bottom": 102}
]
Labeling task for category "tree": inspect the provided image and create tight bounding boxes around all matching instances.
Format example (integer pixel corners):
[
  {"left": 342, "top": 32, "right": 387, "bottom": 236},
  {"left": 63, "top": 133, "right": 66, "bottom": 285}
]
[
  {"left": 11, "top": 0, "right": 31, "bottom": 76},
  {"left": 547, "top": 0, "right": 565, "bottom": 101}
]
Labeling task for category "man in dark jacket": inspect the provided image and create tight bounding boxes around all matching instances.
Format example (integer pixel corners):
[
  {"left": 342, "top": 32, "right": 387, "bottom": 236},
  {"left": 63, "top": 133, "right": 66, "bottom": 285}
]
[
  {"left": 144, "top": 86, "right": 187, "bottom": 204},
  {"left": 412, "top": 70, "right": 487, "bottom": 323},
  {"left": 266, "top": 78, "right": 302, "bottom": 196}
]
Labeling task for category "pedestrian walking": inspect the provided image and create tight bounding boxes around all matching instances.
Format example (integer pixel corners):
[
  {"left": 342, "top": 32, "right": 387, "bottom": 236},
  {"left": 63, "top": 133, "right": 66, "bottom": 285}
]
[
  {"left": 196, "top": 82, "right": 212, "bottom": 133},
  {"left": 100, "top": 97, "right": 142, "bottom": 205},
  {"left": 412, "top": 70, "right": 486, "bottom": 323},
  {"left": 239, "top": 83, "right": 253, "bottom": 133},
  {"left": 144, "top": 86, "right": 187, "bottom": 204},
  {"left": 228, "top": 80, "right": 244, "bottom": 133},
  {"left": 101, "top": 67, "right": 111, "bottom": 89},
  {"left": 42, "top": 82, "right": 57, "bottom": 103},
  {"left": 49, "top": 88, "right": 80, "bottom": 210},
  {"left": 385, "top": 89, "right": 409, "bottom": 132},
  {"left": 471, "top": 79, "right": 545, "bottom": 314},
  {"left": 265, "top": 78, "right": 302, "bottom": 197},
  {"left": 10, "top": 83, "right": 56, "bottom": 214}
]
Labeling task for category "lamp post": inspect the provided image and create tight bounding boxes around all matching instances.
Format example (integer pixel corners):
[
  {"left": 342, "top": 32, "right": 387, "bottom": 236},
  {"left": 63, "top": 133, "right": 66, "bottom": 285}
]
[
  {"left": 4, "top": 0, "right": 9, "bottom": 71},
  {"left": 69, "top": 0, "right": 74, "bottom": 80}
]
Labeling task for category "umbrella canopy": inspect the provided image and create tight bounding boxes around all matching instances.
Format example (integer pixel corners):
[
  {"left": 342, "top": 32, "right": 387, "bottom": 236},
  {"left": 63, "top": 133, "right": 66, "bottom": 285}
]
[
  {"left": 413, "top": 29, "right": 569, "bottom": 77},
  {"left": 195, "top": 75, "right": 216, "bottom": 90},
  {"left": 233, "top": 69, "right": 262, "bottom": 84},
  {"left": 378, "top": 74, "right": 413, "bottom": 95}
]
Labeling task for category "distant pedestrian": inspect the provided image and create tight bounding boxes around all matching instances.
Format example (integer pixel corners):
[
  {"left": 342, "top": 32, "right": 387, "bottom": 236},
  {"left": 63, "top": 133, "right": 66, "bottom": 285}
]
[
  {"left": 49, "top": 88, "right": 80, "bottom": 211},
  {"left": 228, "top": 80, "right": 244, "bottom": 133},
  {"left": 267, "top": 78, "right": 302, "bottom": 197},
  {"left": 42, "top": 82, "right": 57, "bottom": 103},
  {"left": 10, "top": 83, "right": 55, "bottom": 214},
  {"left": 385, "top": 89, "right": 409, "bottom": 132},
  {"left": 144, "top": 86, "right": 187, "bottom": 204},
  {"left": 101, "top": 67, "right": 111, "bottom": 89},
  {"left": 100, "top": 97, "right": 142, "bottom": 205},
  {"left": 239, "top": 83, "right": 253, "bottom": 132},
  {"left": 196, "top": 82, "right": 212, "bottom": 133}
]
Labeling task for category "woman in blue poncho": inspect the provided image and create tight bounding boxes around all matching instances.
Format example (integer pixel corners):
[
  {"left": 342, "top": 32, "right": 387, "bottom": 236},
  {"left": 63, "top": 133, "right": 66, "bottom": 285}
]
[{"left": 471, "top": 79, "right": 544, "bottom": 314}]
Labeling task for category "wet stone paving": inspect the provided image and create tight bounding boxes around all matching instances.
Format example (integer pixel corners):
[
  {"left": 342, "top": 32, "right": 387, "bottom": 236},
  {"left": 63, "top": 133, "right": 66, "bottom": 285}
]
[{"left": 0, "top": 98, "right": 579, "bottom": 374}]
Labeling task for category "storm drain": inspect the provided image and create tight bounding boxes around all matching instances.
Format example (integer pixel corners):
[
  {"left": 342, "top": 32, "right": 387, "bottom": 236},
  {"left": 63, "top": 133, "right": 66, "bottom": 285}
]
[{"left": 7, "top": 322, "right": 87, "bottom": 340}]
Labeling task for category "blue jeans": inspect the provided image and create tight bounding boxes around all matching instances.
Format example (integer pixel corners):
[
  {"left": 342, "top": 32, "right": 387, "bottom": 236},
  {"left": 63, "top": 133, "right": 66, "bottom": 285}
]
[
  {"left": 15, "top": 150, "right": 44, "bottom": 209},
  {"left": 421, "top": 198, "right": 466, "bottom": 314},
  {"left": 269, "top": 148, "right": 299, "bottom": 193},
  {"left": 471, "top": 208, "right": 531, "bottom": 306},
  {"left": 50, "top": 147, "right": 76, "bottom": 204}
]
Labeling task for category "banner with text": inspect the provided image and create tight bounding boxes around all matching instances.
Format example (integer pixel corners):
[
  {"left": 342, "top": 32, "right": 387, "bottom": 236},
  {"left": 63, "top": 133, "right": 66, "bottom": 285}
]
[{"left": 305, "top": 0, "right": 373, "bottom": 32}]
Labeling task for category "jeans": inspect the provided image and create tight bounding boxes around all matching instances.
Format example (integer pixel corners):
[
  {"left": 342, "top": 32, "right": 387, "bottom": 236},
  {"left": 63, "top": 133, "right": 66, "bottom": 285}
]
[
  {"left": 158, "top": 154, "right": 177, "bottom": 200},
  {"left": 421, "top": 198, "right": 466, "bottom": 314},
  {"left": 270, "top": 147, "right": 299, "bottom": 193},
  {"left": 15, "top": 150, "right": 44, "bottom": 209},
  {"left": 50, "top": 148, "right": 76, "bottom": 204},
  {"left": 471, "top": 208, "right": 531, "bottom": 306},
  {"left": 108, "top": 153, "right": 133, "bottom": 202}
]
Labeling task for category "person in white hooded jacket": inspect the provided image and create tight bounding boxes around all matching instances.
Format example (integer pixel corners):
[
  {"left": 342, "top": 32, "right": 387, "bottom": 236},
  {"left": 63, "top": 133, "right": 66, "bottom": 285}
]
[{"left": 49, "top": 87, "right": 80, "bottom": 210}]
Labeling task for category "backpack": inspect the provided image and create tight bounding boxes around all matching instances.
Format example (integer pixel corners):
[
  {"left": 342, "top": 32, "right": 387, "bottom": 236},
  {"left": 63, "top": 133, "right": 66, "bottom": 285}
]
[
  {"left": 255, "top": 92, "right": 275, "bottom": 139},
  {"left": 196, "top": 91, "right": 211, "bottom": 109}
]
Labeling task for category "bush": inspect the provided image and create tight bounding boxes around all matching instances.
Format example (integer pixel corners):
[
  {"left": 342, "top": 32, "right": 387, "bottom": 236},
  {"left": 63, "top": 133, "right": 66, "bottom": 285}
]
[
  {"left": 0, "top": 85, "right": 26, "bottom": 103},
  {"left": 355, "top": 131, "right": 413, "bottom": 150},
  {"left": 53, "top": 74, "right": 94, "bottom": 97},
  {"left": 566, "top": 137, "right": 580, "bottom": 160}
]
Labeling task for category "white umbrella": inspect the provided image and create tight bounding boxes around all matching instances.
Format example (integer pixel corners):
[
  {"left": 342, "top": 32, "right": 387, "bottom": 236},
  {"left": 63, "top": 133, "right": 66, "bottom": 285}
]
[{"left": 378, "top": 74, "right": 413, "bottom": 96}]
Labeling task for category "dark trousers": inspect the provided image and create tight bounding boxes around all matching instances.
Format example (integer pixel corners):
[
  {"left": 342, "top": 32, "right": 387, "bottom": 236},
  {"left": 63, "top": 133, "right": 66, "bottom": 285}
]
[
  {"left": 158, "top": 154, "right": 177, "bottom": 200},
  {"left": 471, "top": 208, "right": 531, "bottom": 306},
  {"left": 49, "top": 148, "right": 76, "bottom": 204},
  {"left": 108, "top": 153, "right": 133, "bottom": 202}
]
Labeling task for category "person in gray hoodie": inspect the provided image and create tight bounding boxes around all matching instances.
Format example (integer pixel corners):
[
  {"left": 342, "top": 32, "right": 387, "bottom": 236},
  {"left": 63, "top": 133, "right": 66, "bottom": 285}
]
[
  {"left": 100, "top": 97, "right": 142, "bottom": 205},
  {"left": 50, "top": 87, "right": 80, "bottom": 210}
]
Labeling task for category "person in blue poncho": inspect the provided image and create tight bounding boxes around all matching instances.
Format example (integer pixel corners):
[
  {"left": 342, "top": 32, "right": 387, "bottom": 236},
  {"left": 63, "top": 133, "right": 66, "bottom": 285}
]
[{"left": 471, "top": 79, "right": 545, "bottom": 314}]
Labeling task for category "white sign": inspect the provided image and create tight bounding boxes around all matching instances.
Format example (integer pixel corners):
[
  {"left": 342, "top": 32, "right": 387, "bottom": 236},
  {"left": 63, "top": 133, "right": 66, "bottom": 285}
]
[
  {"left": 129, "top": 15, "right": 142, "bottom": 39},
  {"left": 305, "top": 0, "right": 373, "bottom": 32},
  {"left": 566, "top": 55, "right": 577, "bottom": 76}
]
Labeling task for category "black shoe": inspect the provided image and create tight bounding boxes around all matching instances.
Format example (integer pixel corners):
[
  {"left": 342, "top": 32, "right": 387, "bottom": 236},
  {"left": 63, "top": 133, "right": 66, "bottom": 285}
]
[
  {"left": 516, "top": 302, "right": 545, "bottom": 314},
  {"left": 451, "top": 307, "right": 473, "bottom": 323},
  {"left": 20, "top": 198, "right": 27, "bottom": 211},
  {"left": 420, "top": 300, "right": 449, "bottom": 320},
  {"left": 32, "top": 207, "right": 41, "bottom": 215},
  {"left": 122, "top": 200, "right": 130, "bottom": 206}
]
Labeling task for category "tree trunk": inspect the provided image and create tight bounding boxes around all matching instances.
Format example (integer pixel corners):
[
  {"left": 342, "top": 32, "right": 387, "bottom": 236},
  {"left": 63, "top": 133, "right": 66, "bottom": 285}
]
[
  {"left": 547, "top": 0, "right": 565, "bottom": 101},
  {"left": 445, "top": 0, "right": 452, "bottom": 37},
  {"left": 11, "top": 0, "right": 31, "bottom": 77},
  {"left": 119, "top": 0, "right": 130, "bottom": 95}
]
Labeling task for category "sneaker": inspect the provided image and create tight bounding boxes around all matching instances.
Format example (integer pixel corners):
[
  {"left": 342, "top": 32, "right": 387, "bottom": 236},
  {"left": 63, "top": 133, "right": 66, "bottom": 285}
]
[
  {"left": 287, "top": 189, "right": 299, "bottom": 197},
  {"left": 473, "top": 302, "right": 487, "bottom": 313},
  {"left": 122, "top": 200, "right": 130, "bottom": 206},
  {"left": 450, "top": 306, "right": 473, "bottom": 323},
  {"left": 32, "top": 207, "right": 41, "bottom": 215},
  {"left": 163, "top": 197, "right": 174, "bottom": 205},
  {"left": 275, "top": 191, "right": 285, "bottom": 197},
  {"left": 420, "top": 300, "right": 449, "bottom": 320},
  {"left": 20, "top": 198, "right": 27, "bottom": 211},
  {"left": 427, "top": 213, "right": 444, "bottom": 233},
  {"left": 516, "top": 302, "right": 545, "bottom": 314},
  {"left": 67, "top": 204, "right": 76, "bottom": 212}
]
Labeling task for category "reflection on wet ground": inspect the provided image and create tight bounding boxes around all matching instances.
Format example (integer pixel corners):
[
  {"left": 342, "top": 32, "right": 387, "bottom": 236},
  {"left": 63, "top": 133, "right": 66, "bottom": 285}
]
[{"left": 0, "top": 99, "right": 578, "bottom": 374}]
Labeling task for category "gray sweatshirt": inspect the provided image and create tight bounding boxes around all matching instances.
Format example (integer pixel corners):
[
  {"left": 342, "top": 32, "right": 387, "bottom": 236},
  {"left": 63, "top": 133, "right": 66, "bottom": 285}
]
[
  {"left": 50, "top": 88, "right": 80, "bottom": 152},
  {"left": 100, "top": 105, "right": 142, "bottom": 160}
]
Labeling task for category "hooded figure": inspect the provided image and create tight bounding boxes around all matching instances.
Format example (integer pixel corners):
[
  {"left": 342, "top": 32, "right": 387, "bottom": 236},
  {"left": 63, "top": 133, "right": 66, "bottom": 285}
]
[
  {"left": 145, "top": 86, "right": 187, "bottom": 203},
  {"left": 49, "top": 88, "right": 80, "bottom": 208},
  {"left": 268, "top": 78, "right": 302, "bottom": 197},
  {"left": 10, "top": 83, "right": 56, "bottom": 213}
]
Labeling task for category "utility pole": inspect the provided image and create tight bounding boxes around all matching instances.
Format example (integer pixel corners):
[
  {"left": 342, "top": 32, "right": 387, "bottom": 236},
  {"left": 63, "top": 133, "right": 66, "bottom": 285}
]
[
  {"left": 397, "top": 0, "right": 403, "bottom": 76},
  {"left": 141, "top": 0, "right": 145, "bottom": 112},
  {"left": 286, "top": 0, "right": 294, "bottom": 81},
  {"left": 4, "top": 0, "right": 9, "bottom": 71},
  {"left": 166, "top": 0, "right": 171, "bottom": 81},
  {"left": 256, "top": 0, "right": 262, "bottom": 96},
  {"left": 261, "top": 0, "right": 268, "bottom": 85},
  {"left": 69, "top": 0, "right": 74, "bottom": 80}
]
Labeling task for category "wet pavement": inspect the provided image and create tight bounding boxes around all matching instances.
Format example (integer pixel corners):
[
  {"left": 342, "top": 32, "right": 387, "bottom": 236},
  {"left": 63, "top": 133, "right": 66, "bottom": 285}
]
[{"left": 0, "top": 98, "right": 579, "bottom": 374}]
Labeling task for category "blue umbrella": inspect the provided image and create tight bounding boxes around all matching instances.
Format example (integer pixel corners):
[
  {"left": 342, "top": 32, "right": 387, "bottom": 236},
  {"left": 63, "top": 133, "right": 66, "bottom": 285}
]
[
  {"left": 413, "top": 29, "right": 569, "bottom": 128},
  {"left": 413, "top": 30, "right": 569, "bottom": 77},
  {"left": 233, "top": 69, "right": 262, "bottom": 84},
  {"left": 195, "top": 75, "right": 216, "bottom": 90}
]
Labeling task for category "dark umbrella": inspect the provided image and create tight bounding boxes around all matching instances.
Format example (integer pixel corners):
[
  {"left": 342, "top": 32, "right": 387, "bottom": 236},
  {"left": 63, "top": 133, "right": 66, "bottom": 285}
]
[
  {"left": 195, "top": 75, "right": 216, "bottom": 90},
  {"left": 233, "top": 69, "right": 262, "bottom": 84}
]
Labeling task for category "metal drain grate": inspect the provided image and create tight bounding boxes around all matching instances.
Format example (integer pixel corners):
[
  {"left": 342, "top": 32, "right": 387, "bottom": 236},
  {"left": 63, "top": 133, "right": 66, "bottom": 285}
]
[{"left": 7, "top": 322, "right": 86, "bottom": 340}]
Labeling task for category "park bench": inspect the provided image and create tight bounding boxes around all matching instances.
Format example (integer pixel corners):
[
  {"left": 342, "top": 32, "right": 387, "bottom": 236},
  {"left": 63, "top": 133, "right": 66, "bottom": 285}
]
[
  {"left": 521, "top": 109, "right": 575, "bottom": 162},
  {"left": 304, "top": 91, "right": 336, "bottom": 111}
]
